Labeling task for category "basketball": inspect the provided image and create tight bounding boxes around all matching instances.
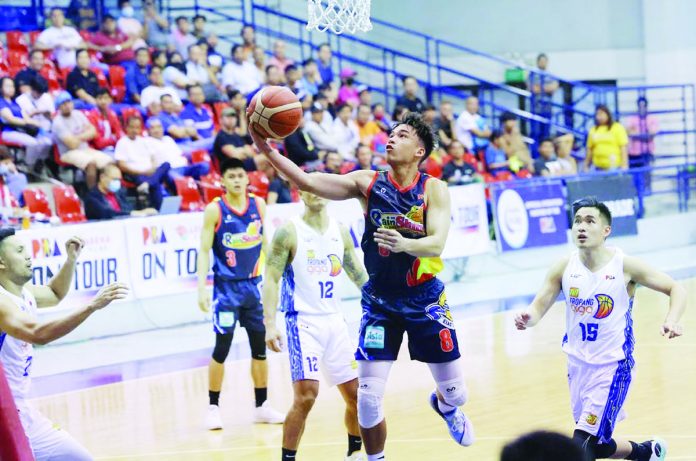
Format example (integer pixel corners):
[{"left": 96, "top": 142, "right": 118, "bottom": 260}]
[{"left": 247, "top": 86, "right": 303, "bottom": 139}]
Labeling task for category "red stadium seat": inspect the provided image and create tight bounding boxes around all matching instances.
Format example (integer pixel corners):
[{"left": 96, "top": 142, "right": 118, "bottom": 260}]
[
  {"left": 516, "top": 169, "right": 533, "bottom": 179},
  {"left": 90, "top": 66, "right": 110, "bottom": 89},
  {"left": 120, "top": 107, "right": 143, "bottom": 127},
  {"left": 6, "top": 32, "right": 28, "bottom": 53},
  {"left": 39, "top": 68, "right": 61, "bottom": 93},
  {"left": 200, "top": 172, "right": 222, "bottom": 187},
  {"left": 247, "top": 170, "right": 269, "bottom": 200},
  {"left": 52, "top": 185, "right": 86, "bottom": 223},
  {"left": 79, "top": 30, "right": 91, "bottom": 42},
  {"left": 340, "top": 161, "right": 356, "bottom": 174},
  {"left": 29, "top": 31, "right": 41, "bottom": 46},
  {"left": 22, "top": 188, "right": 52, "bottom": 217},
  {"left": 108, "top": 65, "right": 126, "bottom": 102},
  {"left": 463, "top": 152, "right": 482, "bottom": 172},
  {"left": 212, "top": 102, "right": 230, "bottom": 131},
  {"left": 174, "top": 177, "right": 205, "bottom": 211},
  {"left": 200, "top": 183, "right": 224, "bottom": 203},
  {"left": 190, "top": 149, "right": 211, "bottom": 164},
  {"left": 495, "top": 170, "right": 514, "bottom": 182},
  {"left": 7, "top": 51, "right": 28, "bottom": 68},
  {"left": 421, "top": 156, "right": 443, "bottom": 179}
]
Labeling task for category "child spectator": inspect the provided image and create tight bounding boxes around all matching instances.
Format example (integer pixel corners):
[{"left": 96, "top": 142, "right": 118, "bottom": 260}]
[
  {"left": 442, "top": 140, "right": 478, "bottom": 185},
  {"left": 484, "top": 130, "right": 510, "bottom": 175}
]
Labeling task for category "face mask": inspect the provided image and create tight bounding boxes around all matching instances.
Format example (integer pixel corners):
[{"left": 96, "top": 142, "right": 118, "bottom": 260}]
[
  {"left": 121, "top": 6, "right": 135, "bottom": 18},
  {"left": 108, "top": 179, "right": 121, "bottom": 193},
  {"left": 0, "top": 164, "right": 9, "bottom": 176}
]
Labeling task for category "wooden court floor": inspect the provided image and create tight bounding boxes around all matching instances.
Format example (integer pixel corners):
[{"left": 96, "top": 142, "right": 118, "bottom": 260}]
[{"left": 33, "top": 278, "right": 696, "bottom": 460}]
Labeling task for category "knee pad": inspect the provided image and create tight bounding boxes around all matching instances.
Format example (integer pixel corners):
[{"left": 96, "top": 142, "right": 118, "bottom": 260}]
[
  {"left": 436, "top": 378, "right": 468, "bottom": 408},
  {"left": 247, "top": 329, "right": 267, "bottom": 360},
  {"left": 357, "top": 377, "right": 386, "bottom": 429},
  {"left": 212, "top": 333, "right": 233, "bottom": 363}
]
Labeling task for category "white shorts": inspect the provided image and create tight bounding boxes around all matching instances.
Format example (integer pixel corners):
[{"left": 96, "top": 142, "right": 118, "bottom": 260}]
[
  {"left": 20, "top": 403, "right": 92, "bottom": 461},
  {"left": 567, "top": 356, "right": 633, "bottom": 443},
  {"left": 285, "top": 312, "right": 358, "bottom": 386}
]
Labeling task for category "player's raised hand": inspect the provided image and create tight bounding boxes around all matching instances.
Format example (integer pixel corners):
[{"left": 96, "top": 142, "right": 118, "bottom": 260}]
[
  {"left": 514, "top": 311, "right": 533, "bottom": 330},
  {"left": 249, "top": 126, "right": 272, "bottom": 155},
  {"left": 661, "top": 322, "right": 683, "bottom": 339},
  {"left": 198, "top": 289, "right": 212, "bottom": 313},
  {"left": 265, "top": 324, "right": 284, "bottom": 352},
  {"left": 374, "top": 228, "right": 409, "bottom": 253},
  {"left": 65, "top": 236, "right": 85, "bottom": 261},
  {"left": 89, "top": 283, "right": 129, "bottom": 310}
]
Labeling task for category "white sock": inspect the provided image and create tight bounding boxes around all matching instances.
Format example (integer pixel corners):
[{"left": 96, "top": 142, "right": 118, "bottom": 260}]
[
  {"left": 437, "top": 399, "right": 456, "bottom": 414},
  {"left": 367, "top": 452, "right": 385, "bottom": 460}
]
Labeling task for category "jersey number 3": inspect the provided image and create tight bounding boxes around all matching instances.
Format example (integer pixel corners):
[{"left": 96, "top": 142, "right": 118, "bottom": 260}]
[{"left": 225, "top": 250, "right": 237, "bottom": 267}]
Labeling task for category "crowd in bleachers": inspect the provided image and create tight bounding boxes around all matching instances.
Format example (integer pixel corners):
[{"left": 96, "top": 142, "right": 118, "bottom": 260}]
[{"left": 0, "top": 4, "right": 659, "bottom": 225}]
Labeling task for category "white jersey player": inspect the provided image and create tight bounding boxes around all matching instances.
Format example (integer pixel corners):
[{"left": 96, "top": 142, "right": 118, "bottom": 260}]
[
  {"left": 0, "top": 229, "right": 128, "bottom": 460},
  {"left": 515, "top": 197, "right": 685, "bottom": 461},
  {"left": 264, "top": 191, "right": 368, "bottom": 461}
]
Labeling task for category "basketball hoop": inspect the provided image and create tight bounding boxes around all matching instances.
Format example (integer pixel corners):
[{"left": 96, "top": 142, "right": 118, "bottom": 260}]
[{"left": 306, "top": 0, "right": 373, "bottom": 35}]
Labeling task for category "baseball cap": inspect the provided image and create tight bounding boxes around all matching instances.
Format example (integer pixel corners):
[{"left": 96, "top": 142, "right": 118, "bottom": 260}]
[
  {"left": 54, "top": 91, "right": 73, "bottom": 107},
  {"left": 311, "top": 102, "right": 325, "bottom": 113},
  {"left": 339, "top": 67, "right": 357, "bottom": 79}
]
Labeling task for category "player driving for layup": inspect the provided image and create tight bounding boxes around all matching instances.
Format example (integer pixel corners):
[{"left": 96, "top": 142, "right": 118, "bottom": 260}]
[
  {"left": 251, "top": 114, "right": 474, "bottom": 461},
  {"left": 515, "top": 197, "right": 686, "bottom": 461}
]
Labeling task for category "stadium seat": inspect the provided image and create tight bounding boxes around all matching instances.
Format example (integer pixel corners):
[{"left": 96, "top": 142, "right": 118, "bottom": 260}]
[
  {"left": 28, "top": 31, "right": 41, "bottom": 46},
  {"left": 174, "top": 177, "right": 205, "bottom": 211},
  {"left": 6, "top": 32, "right": 28, "bottom": 53},
  {"left": 190, "top": 149, "right": 211, "bottom": 164},
  {"left": 120, "top": 107, "right": 143, "bottom": 127},
  {"left": 79, "top": 30, "right": 91, "bottom": 42},
  {"left": 212, "top": 102, "right": 230, "bottom": 131},
  {"left": 200, "top": 183, "right": 224, "bottom": 203},
  {"left": 247, "top": 170, "right": 269, "bottom": 199},
  {"left": 39, "top": 68, "right": 61, "bottom": 93},
  {"left": 495, "top": 170, "right": 514, "bottom": 182},
  {"left": 90, "top": 67, "right": 110, "bottom": 89},
  {"left": 421, "top": 156, "right": 443, "bottom": 178},
  {"left": 7, "top": 51, "right": 28, "bottom": 68},
  {"left": 340, "top": 161, "right": 356, "bottom": 174},
  {"left": 52, "top": 185, "right": 86, "bottom": 223},
  {"left": 463, "top": 152, "right": 482, "bottom": 172},
  {"left": 22, "top": 188, "right": 52, "bottom": 217},
  {"left": 108, "top": 65, "right": 126, "bottom": 102},
  {"left": 516, "top": 169, "right": 533, "bottom": 179},
  {"left": 200, "top": 172, "right": 222, "bottom": 187}
]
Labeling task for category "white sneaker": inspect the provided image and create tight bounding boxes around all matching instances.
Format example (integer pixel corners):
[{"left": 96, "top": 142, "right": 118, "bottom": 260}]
[
  {"left": 648, "top": 438, "right": 668, "bottom": 461},
  {"left": 205, "top": 404, "right": 223, "bottom": 430},
  {"left": 253, "top": 401, "right": 285, "bottom": 424},
  {"left": 345, "top": 453, "right": 366, "bottom": 461}
]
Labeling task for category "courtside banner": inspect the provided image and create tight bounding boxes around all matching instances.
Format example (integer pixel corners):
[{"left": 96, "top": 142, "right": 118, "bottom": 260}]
[
  {"left": 443, "top": 183, "right": 490, "bottom": 259},
  {"left": 492, "top": 181, "right": 568, "bottom": 252},
  {"left": 18, "top": 221, "right": 131, "bottom": 304},
  {"left": 123, "top": 213, "right": 207, "bottom": 298},
  {"left": 565, "top": 176, "right": 638, "bottom": 236}
]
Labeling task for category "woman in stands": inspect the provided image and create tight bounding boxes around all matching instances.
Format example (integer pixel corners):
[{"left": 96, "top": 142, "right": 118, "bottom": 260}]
[
  {"left": 584, "top": 105, "right": 629, "bottom": 171},
  {"left": 0, "top": 77, "right": 52, "bottom": 171}
]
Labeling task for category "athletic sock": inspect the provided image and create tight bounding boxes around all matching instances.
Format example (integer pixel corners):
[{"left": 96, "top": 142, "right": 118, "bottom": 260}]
[
  {"left": 254, "top": 387, "right": 267, "bottom": 408},
  {"left": 437, "top": 399, "right": 456, "bottom": 414},
  {"left": 281, "top": 447, "right": 297, "bottom": 460},
  {"left": 367, "top": 452, "right": 385, "bottom": 461},
  {"left": 595, "top": 439, "right": 617, "bottom": 458},
  {"left": 209, "top": 390, "right": 220, "bottom": 406},
  {"left": 347, "top": 434, "right": 363, "bottom": 455},
  {"left": 626, "top": 441, "right": 652, "bottom": 461}
]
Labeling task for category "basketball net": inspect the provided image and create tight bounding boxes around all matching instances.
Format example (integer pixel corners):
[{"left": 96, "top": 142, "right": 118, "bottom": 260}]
[{"left": 306, "top": 0, "right": 373, "bottom": 34}]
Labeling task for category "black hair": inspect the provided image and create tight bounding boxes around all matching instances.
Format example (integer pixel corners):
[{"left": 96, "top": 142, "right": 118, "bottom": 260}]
[
  {"left": 29, "top": 49, "right": 44, "bottom": 59},
  {"left": 75, "top": 48, "right": 89, "bottom": 59},
  {"left": 265, "top": 64, "right": 279, "bottom": 74},
  {"left": 29, "top": 77, "right": 48, "bottom": 94},
  {"left": 402, "top": 75, "right": 417, "bottom": 84},
  {"left": 285, "top": 64, "right": 298, "bottom": 74},
  {"left": 0, "top": 228, "right": 16, "bottom": 248},
  {"left": 50, "top": 7, "right": 63, "bottom": 15},
  {"left": 102, "top": 14, "right": 116, "bottom": 22},
  {"left": 317, "top": 82, "right": 332, "bottom": 93},
  {"left": 392, "top": 104, "right": 408, "bottom": 121},
  {"left": 317, "top": 42, "right": 331, "bottom": 51},
  {"left": 572, "top": 196, "right": 612, "bottom": 226},
  {"left": 489, "top": 129, "right": 503, "bottom": 141},
  {"left": 151, "top": 50, "right": 167, "bottom": 66},
  {"left": 500, "top": 111, "right": 517, "bottom": 124},
  {"left": 94, "top": 87, "right": 111, "bottom": 98},
  {"left": 118, "top": 0, "right": 131, "bottom": 7},
  {"left": 336, "top": 103, "right": 351, "bottom": 113},
  {"left": 595, "top": 104, "right": 614, "bottom": 127},
  {"left": 424, "top": 104, "right": 437, "bottom": 112},
  {"left": 175, "top": 15, "right": 188, "bottom": 24},
  {"left": 393, "top": 112, "right": 437, "bottom": 164},
  {"left": 193, "top": 14, "right": 207, "bottom": 22},
  {"left": 539, "top": 137, "right": 554, "bottom": 146},
  {"left": 537, "top": 53, "right": 548, "bottom": 62},
  {"left": 241, "top": 24, "right": 255, "bottom": 34},
  {"left": 231, "top": 44, "right": 243, "bottom": 56},
  {"left": 501, "top": 431, "right": 582, "bottom": 461},
  {"left": 159, "top": 93, "right": 172, "bottom": 102},
  {"left": 302, "top": 58, "right": 316, "bottom": 66},
  {"left": 187, "top": 83, "right": 203, "bottom": 94},
  {"left": 135, "top": 47, "right": 149, "bottom": 56},
  {"left": 220, "top": 158, "right": 247, "bottom": 175},
  {"left": 637, "top": 96, "right": 648, "bottom": 106}
]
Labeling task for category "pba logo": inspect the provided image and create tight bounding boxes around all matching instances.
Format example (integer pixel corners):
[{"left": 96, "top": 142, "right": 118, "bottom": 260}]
[
  {"left": 593, "top": 294, "right": 614, "bottom": 319},
  {"left": 425, "top": 291, "right": 454, "bottom": 329},
  {"left": 142, "top": 227, "right": 168, "bottom": 245},
  {"left": 31, "top": 238, "right": 62, "bottom": 258},
  {"left": 586, "top": 414, "right": 598, "bottom": 426}
]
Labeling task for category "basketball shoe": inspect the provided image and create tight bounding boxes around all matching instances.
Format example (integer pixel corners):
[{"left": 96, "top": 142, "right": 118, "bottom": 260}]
[
  {"left": 429, "top": 392, "right": 474, "bottom": 446},
  {"left": 205, "top": 404, "right": 223, "bottom": 430},
  {"left": 253, "top": 401, "right": 285, "bottom": 424},
  {"left": 344, "top": 453, "right": 366, "bottom": 461},
  {"left": 648, "top": 438, "right": 667, "bottom": 461}
]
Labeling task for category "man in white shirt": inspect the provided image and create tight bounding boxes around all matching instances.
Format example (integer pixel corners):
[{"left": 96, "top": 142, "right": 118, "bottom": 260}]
[
  {"left": 34, "top": 8, "right": 87, "bottom": 70},
  {"left": 185, "top": 44, "right": 221, "bottom": 102},
  {"left": 221, "top": 44, "right": 263, "bottom": 96},
  {"left": 455, "top": 96, "right": 491, "bottom": 152},
  {"left": 305, "top": 103, "right": 339, "bottom": 152},
  {"left": 332, "top": 103, "right": 360, "bottom": 159},
  {"left": 140, "top": 66, "right": 182, "bottom": 110},
  {"left": 145, "top": 118, "right": 210, "bottom": 181},
  {"left": 16, "top": 79, "right": 54, "bottom": 132}
]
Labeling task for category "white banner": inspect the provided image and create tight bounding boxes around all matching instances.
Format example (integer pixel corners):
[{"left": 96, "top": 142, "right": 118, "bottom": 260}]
[{"left": 443, "top": 183, "right": 491, "bottom": 259}]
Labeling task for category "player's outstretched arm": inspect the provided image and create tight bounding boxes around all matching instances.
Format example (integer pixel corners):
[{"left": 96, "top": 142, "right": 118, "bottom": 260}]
[
  {"left": 373, "top": 178, "right": 451, "bottom": 257},
  {"left": 624, "top": 256, "right": 687, "bottom": 338},
  {"left": 340, "top": 224, "right": 368, "bottom": 289},
  {"left": 197, "top": 202, "right": 218, "bottom": 313},
  {"left": 515, "top": 256, "right": 569, "bottom": 330},
  {"left": 262, "top": 223, "right": 296, "bottom": 352},
  {"left": 28, "top": 236, "right": 84, "bottom": 308},
  {"left": 250, "top": 128, "right": 373, "bottom": 201},
  {"left": 0, "top": 283, "right": 128, "bottom": 345}
]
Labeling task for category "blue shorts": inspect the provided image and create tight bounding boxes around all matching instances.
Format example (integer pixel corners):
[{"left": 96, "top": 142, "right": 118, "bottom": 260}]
[
  {"left": 213, "top": 276, "right": 264, "bottom": 335},
  {"left": 356, "top": 278, "right": 461, "bottom": 363}
]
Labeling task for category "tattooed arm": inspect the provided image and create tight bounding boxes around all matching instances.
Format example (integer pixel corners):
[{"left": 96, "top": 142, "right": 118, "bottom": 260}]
[
  {"left": 262, "top": 222, "right": 297, "bottom": 352},
  {"left": 340, "top": 224, "right": 368, "bottom": 290}
]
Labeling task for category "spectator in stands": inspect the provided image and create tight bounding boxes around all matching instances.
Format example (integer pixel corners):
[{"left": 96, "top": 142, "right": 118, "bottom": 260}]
[
  {"left": 316, "top": 43, "right": 334, "bottom": 84},
  {"left": 285, "top": 65, "right": 305, "bottom": 96},
  {"left": 212, "top": 108, "right": 257, "bottom": 170},
  {"left": 500, "top": 431, "right": 582, "bottom": 461},
  {"left": 170, "top": 16, "right": 197, "bottom": 59},
  {"left": 323, "top": 151, "right": 343, "bottom": 174},
  {"left": 356, "top": 104, "right": 382, "bottom": 146},
  {"left": 192, "top": 14, "right": 208, "bottom": 40},
  {"left": 14, "top": 50, "right": 48, "bottom": 95},
  {"left": 158, "top": 94, "right": 204, "bottom": 150},
  {"left": 85, "top": 163, "right": 158, "bottom": 220},
  {"left": 455, "top": 96, "right": 491, "bottom": 153},
  {"left": 163, "top": 51, "right": 193, "bottom": 102},
  {"left": 306, "top": 92, "right": 334, "bottom": 130},
  {"left": 500, "top": 111, "right": 534, "bottom": 173},
  {"left": 305, "top": 102, "right": 339, "bottom": 152},
  {"left": 246, "top": 65, "right": 284, "bottom": 106},
  {"left": 222, "top": 44, "right": 263, "bottom": 96},
  {"left": 442, "top": 140, "right": 478, "bottom": 185},
  {"left": 51, "top": 91, "right": 114, "bottom": 188},
  {"left": 125, "top": 48, "right": 151, "bottom": 105},
  {"left": 283, "top": 118, "right": 321, "bottom": 169},
  {"left": 337, "top": 67, "right": 360, "bottom": 107},
  {"left": 352, "top": 144, "right": 377, "bottom": 171},
  {"left": 528, "top": 53, "right": 559, "bottom": 138},
  {"left": 115, "top": 116, "right": 170, "bottom": 208},
  {"left": 484, "top": 130, "right": 510, "bottom": 174},
  {"left": 143, "top": 0, "right": 169, "bottom": 49},
  {"left": 358, "top": 86, "right": 372, "bottom": 108},
  {"left": 396, "top": 76, "right": 426, "bottom": 113},
  {"left": 16, "top": 78, "right": 54, "bottom": 133},
  {"left": 266, "top": 166, "right": 293, "bottom": 205},
  {"left": 117, "top": 1, "right": 147, "bottom": 49},
  {"left": 240, "top": 24, "right": 257, "bottom": 61},
  {"left": 372, "top": 103, "right": 392, "bottom": 131},
  {"left": 179, "top": 84, "right": 215, "bottom": 150},
  {"left": 67, "top": 0, "right": 98, "bottom": 31},
  {"left": 625, "top": 96, "right": 659, "bottom": 168},
  {"left": 317, "top": 85, "right": 338, "bottom": 117},
  {"left": 205, "top": 34, "right": 224, "bottom": 68},
  {"left": 533, "top": 138, "right": 561, "bottom": 177},
  {"left": 269, "top": 40, "right": 295, "bottom": 73},
  {"left": 333, "top": 103, "right": 360, "bottom": 159},
  {"left": 185, "top": 44, "right": 221, "bottom": 102},
  {"left": 301, "top": 59, "right": 322, "bottom": 96},
  {"left": 585, "top": 105, "right": 629, "bottom": 171},
  {"left": 66, "top": 49, "right": 100, "bottom": 109},
  {"left": 140, "top": 66, "right": 182, "bottom": 109},
  {"left": 422, "top": 104, "right": 437, "bottom": 128},
  {"left": 0, "top": 77, "right": 52, "bottom": 170},
  {"left": 554, "top": 133, "right": 579, "bottom": 175},
  {"left": 0, "top": 148, "right": 28, "bottom": 202},
  {"left": 392, "top": 105, "right": 409, "bottom": 123},
  {"left": 87, "top": 88, "right": 123, "bottom": 153},
  {"left": 252, "top": 46, "right": 267, "bottom": 81},
  {"left": 90, "top": 14, "right": 137, "bottom": 66},
  {"left": 35, "top": 7, "right": 87, "bottom": 70},
  {"left": 152, "top": 49, "right": 168, "bottom": 69},
  {"left": 432, "top": 100, "right": 456, "bottom": 149},
  {"left": 145, "top": 118, "right": 209, "bottom": 181},
  {"left": 227, "top": 90, "right": 250, "bottom": 137}
]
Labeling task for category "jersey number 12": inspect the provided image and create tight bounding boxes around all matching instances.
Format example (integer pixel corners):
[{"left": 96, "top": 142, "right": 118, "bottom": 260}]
[{"left": 318, "top": 281, "right": 334, "bottom": 299}]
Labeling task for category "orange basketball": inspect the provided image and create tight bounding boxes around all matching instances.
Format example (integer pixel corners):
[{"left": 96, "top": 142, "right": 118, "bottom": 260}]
[{"left": 247, "top": 86, "right": 303, "bottom": 139}]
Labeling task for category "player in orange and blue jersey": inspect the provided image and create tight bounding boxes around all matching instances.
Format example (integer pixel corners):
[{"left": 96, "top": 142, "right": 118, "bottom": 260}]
[
  {"left": 197, "top": 158, "right": 284, "bottom": 430},
  {"left": 251, "top": 114, "right": 474, "bottom": 461}
]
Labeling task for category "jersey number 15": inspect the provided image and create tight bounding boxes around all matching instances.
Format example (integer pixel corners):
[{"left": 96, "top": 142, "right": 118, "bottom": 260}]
[{"left": 579, "top": 322, "right": 599, "bottom": 342}]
